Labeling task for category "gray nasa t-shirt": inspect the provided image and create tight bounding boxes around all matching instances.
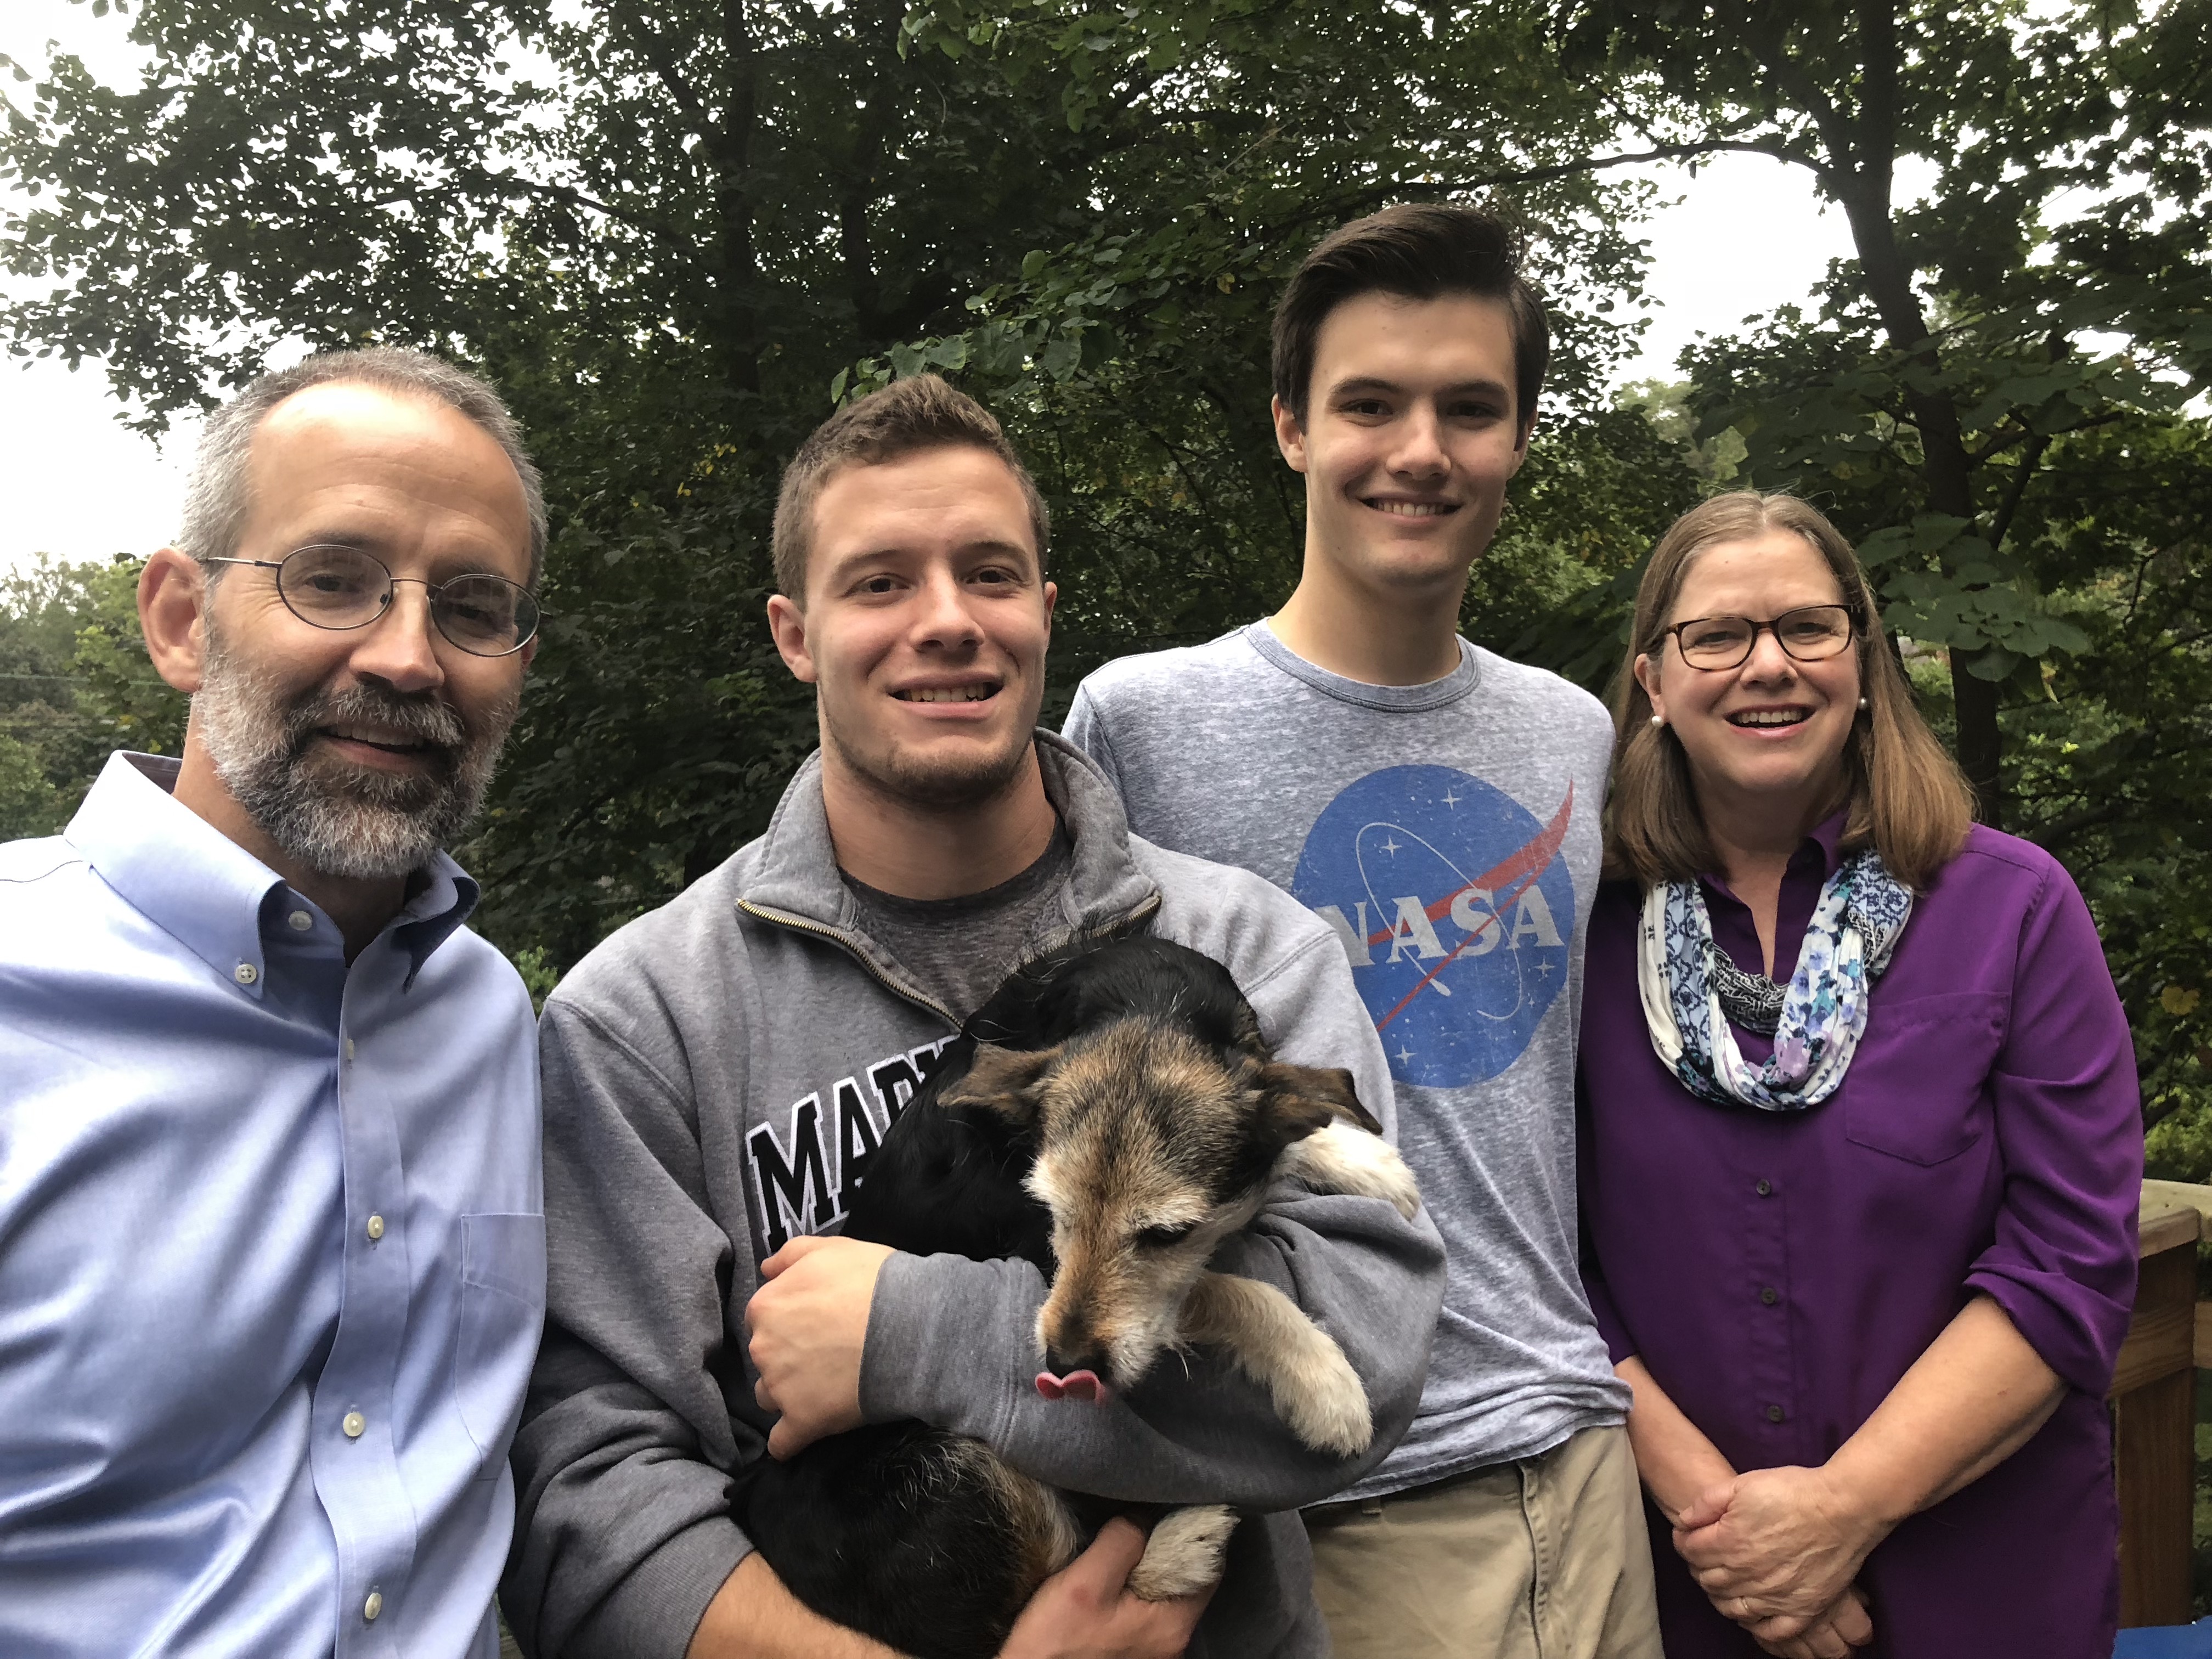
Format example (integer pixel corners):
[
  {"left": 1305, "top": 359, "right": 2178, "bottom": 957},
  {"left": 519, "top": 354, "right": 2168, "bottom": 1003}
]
[{"left": 1066, "top": 621, "right": 1629, "bottom": 1494}]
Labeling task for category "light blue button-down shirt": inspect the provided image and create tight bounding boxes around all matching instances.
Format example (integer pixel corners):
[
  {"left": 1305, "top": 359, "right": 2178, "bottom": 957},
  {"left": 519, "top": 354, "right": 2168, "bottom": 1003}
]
[{"left": 0, "top": 752, "right": 545, "bottom": 1658}]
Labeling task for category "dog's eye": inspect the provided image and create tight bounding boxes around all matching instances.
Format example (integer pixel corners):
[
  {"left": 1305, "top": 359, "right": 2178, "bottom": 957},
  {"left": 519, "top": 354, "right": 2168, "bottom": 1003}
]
[{"left": 1135, "top": 1222, "right": 1198, "bottom": 1248}]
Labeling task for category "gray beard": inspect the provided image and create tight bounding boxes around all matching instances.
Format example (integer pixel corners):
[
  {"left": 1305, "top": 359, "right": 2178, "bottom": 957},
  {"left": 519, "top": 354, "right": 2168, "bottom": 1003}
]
[{"left": 196, "top": 630, "right": 516, "bottom": 881}]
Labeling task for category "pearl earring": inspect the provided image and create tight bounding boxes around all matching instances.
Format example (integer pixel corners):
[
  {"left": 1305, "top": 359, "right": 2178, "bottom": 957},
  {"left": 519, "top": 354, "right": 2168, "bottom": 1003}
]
[
  {"left": 1858, "top": 697, "right": 1869, "bottom": 710},
  {"left": 1649, "top": 714, "right": 1664, "bottom": 727}
]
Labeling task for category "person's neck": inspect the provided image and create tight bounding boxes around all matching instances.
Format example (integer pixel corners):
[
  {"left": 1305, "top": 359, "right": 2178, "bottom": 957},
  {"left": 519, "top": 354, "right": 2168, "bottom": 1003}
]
[
  {"left": 1269, "top": 549, "right": 1466, "bottom": 688},
  {"left": 822, "top": 740, "right": 1058, "bottom": 901},
  {"left": 1692, "top": 768, "right": 1849, "bottom": 977},
  {"left": 1699, "top": 777, "right": 1841, "bottom": 895},
  {"left": 170, "top": 724, "right": 409, "bottom": 962}
]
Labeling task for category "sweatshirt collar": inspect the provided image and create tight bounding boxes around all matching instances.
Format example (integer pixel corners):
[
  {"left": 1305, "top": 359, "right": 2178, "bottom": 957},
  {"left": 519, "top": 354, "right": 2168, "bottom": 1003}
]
[{"left": 740, "top": 730, "right": 1159, "bottom": 947}]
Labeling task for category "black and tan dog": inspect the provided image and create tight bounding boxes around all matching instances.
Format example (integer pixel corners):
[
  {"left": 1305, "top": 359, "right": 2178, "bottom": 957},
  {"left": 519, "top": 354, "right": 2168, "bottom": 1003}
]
[{"left": 737, "top": 933, "right": 1420, "bottom": 1659}]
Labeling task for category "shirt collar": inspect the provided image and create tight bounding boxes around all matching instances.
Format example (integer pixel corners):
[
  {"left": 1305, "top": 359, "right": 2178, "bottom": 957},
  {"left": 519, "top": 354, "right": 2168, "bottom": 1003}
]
[
  {"left": 66, "top": 751, "right": 480, "bottom": 995},
  {"left": 1805, "top": 808, "right": 1849, "bottom": 878},
  {"left": 740, "top": 730, "right": 1158, "bottom": 938},
  {"left": 391, "top": 854, "right": 481, "bottom": 983}
]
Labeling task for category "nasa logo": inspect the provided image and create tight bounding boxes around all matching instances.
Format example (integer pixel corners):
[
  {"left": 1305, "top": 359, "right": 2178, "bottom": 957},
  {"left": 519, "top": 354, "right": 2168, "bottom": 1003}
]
[{"left": 1294, "top": 765, "right": 1576, "bottom": 1088}]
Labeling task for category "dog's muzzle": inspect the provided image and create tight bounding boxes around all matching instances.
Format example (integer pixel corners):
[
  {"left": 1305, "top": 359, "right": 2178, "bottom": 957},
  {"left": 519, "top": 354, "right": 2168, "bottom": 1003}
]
[{"left": 1035, "top": 1369, "right": 1112, "bottom": 1404}]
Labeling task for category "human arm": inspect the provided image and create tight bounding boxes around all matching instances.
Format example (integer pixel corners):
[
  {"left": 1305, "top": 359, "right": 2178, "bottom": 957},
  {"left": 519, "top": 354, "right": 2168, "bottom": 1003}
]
[
  {"left": 721, "top": 1240, "right": 1210, "bottom": 1658},
  {"left": 1615, "top": 1357, "right": 1871, "bottom": 1655},
  {"left": 1616, "top": 1355, "right": 1737, "bottom": 1525},
  {"left": 686, "top": 1556, "right": 901, "bottom": 1659},
  {"left": 997, "top": 1519, "right": 1211, "bottom": 1659},
  {"left": 1674, "top": 1293, "right": 2062, "bottom": 1635},
  {"left": 684, "top": 1533, "right": 1210, "bottom": 1659},
  {"left": 508, "top": 989, "right": 898, "bottom": 1659}
]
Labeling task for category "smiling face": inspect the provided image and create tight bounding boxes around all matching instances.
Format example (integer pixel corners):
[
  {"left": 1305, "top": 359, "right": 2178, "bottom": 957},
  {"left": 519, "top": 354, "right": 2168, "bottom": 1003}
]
[
  {"left": 768, "top": 444, "right": 1056, "bottom": 808},
  {"left": 188, "top": 382, "right": 535, "bottom": 878},
  {"left": 1273, "top": 290, "right": 1530, "bottom": 602},
  {"left": 1635, "top": 529, "right": 1863, "bottom": 831}
]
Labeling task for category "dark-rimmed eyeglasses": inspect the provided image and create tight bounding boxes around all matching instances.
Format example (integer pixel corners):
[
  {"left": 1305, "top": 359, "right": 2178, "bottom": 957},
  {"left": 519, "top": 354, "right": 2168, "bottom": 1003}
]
[
  {"left": 206, "top": 544, "right": 541, "bottom": 658},
  {"left": 1663, "top": 605, "right": 1858, "bottom": 672}
]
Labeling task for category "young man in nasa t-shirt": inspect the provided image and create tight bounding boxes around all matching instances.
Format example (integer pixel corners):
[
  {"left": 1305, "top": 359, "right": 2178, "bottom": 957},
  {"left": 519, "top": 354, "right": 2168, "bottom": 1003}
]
[{"left": 1065, "top": 204, "right": 1661, "bottom": 1659}]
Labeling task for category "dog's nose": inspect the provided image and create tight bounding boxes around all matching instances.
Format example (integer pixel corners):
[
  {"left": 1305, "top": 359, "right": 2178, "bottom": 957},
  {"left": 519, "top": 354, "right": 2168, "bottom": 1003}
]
[{"left": 1045, "top": 1339, "right": 1109, "bottom": 1381}]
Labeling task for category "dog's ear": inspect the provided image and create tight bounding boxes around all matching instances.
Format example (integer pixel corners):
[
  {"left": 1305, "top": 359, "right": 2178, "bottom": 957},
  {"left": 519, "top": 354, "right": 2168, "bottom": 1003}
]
[
  {"left": 1254, "top": 1062, "right": 1384, "bottom": 1137},
  {"left": 939, "top": 1042, "right": 1060, "bottom": 1127}
]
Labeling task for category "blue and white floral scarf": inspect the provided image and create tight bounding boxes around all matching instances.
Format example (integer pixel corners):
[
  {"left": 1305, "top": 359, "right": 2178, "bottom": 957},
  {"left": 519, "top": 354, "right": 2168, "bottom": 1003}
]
[{"left": 1635, "top": 849, "right": 1914, "bottom": 1110}]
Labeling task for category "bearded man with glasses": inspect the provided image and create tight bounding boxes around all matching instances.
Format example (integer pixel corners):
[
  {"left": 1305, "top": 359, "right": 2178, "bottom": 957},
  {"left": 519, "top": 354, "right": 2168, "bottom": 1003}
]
[{"left": 0, "top": 348, "right": 549, "bottom": 1659}]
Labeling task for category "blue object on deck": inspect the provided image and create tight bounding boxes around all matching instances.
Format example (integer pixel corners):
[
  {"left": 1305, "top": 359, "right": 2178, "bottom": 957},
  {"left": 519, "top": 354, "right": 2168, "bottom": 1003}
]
[{"left": 2116, "top": 1621, "right": 2212, "bottom": 1658}]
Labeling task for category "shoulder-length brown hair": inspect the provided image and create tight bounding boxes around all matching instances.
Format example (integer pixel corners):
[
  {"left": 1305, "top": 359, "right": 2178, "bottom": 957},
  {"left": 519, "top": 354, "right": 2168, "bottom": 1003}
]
[{"left": 1605, "top": 491, "right": 1973, "bottom": 891}]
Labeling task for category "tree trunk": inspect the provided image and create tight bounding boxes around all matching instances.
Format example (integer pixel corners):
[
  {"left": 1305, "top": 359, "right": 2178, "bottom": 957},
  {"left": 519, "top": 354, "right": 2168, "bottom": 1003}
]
[
  {"left": 717, "top": 0, "right": 762, "bottom": 397},
  {"left": 1824, "top": 1, "right": 2005, "bottom": 825}
]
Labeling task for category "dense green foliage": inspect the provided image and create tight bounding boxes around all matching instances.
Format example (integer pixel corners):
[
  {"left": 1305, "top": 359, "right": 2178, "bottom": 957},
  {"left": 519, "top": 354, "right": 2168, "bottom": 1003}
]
[{"left": 2, "top": 0, "right": 2206, "bottom": 1177}]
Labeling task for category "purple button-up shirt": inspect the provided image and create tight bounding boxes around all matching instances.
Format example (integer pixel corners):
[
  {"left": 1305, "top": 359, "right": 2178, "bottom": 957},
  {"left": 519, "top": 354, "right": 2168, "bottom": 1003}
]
[{"left": 1578, "top": 816, "right": 2141, "bottom": 1657}]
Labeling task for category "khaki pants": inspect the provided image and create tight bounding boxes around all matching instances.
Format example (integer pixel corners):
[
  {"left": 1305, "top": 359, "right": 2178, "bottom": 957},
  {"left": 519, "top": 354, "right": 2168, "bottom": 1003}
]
[{"left": 1305, "top": 1423, "right": 1661, "bottom": 1659}]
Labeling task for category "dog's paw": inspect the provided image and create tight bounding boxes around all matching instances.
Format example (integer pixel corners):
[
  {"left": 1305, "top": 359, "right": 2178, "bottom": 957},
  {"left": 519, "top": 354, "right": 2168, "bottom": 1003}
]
[
  {"left": 1275, "top": 1329, "right": 1373, "bottom": 1457},
  {"left": 1128, "top": 1505, "right": 1240, "bottom": 1601},
  {"left": 1280, "top": 1120, "right": 1422, "bottom": 1220}
]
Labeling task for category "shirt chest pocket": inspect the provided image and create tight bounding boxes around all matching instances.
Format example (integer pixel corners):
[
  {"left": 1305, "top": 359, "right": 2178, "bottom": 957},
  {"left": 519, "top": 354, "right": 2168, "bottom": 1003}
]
[
  {"left": 1840, "top": 992, "right": 2008, "bottom": 1166},
  {"left": 452, "top": 1212, "right": 548, "bottom": 1479}
]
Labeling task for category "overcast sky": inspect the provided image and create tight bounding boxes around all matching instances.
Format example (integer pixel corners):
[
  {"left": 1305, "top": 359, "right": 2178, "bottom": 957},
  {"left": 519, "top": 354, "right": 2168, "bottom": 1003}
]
[{"left": 0, "top": 0, "right": 1860, "bottom": 579}]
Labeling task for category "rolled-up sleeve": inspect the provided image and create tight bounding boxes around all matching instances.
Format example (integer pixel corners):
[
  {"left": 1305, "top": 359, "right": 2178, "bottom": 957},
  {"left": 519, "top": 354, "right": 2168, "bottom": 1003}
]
[{"left": 1962, "top": 864, "right": 2143, "bottom": 1397}]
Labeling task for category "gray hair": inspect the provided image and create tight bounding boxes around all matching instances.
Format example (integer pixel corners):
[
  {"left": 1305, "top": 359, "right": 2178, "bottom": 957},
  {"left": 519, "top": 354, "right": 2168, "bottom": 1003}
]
[{"left": 177, "top": 347, "right": 548, "bottom": 588}]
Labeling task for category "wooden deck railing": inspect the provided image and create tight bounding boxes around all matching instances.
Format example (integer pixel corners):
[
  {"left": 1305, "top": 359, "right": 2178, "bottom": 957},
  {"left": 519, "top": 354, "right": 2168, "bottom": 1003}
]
[{"left": 2115, "top": 1180, "right": 2212, "bottom": 1626}]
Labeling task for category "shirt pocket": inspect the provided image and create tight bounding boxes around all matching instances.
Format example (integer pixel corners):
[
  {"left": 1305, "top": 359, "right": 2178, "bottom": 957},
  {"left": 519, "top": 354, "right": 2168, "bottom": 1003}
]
[
  {"left": 453, "top": 1211, "right": 548, "bottom": 1479},
  {"left": 1841, "top": 992, "right": 2008, "bottom": 1166}
]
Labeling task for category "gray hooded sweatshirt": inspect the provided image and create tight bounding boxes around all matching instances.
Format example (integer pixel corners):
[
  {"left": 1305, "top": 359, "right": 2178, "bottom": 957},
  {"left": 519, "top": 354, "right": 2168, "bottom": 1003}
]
[{"left": 503, "top": 734, "right": 1447, "bottom": 1659}]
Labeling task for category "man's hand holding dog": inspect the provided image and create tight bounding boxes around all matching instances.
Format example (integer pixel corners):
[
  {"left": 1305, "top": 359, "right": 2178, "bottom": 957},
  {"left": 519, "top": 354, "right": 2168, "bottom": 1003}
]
[
  {"left": 998, "top": 1518, "right": 1210, "bottom": 1659},
  {"left": 747, "top": 1236, "right": 895, "bottom": 1459}
]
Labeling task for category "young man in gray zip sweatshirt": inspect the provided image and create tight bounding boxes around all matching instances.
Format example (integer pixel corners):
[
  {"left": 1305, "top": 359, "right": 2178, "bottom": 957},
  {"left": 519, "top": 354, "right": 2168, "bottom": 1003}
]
[{"left": 501, "top": 375, "right": 1447, "bottom": 1659}]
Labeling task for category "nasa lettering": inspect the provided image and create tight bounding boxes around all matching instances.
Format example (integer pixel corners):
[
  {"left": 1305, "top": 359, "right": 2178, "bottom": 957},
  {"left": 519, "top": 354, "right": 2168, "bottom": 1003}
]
[{"left": 1294, "top": 765, "right": 1576, "bottom": 1090}]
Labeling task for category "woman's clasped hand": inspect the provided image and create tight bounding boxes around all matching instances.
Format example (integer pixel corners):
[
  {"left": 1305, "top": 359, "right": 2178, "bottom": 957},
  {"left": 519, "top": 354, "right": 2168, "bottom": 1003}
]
[{"left": 1671, "top": 1469, "right": 1877, "bottom": 1656}]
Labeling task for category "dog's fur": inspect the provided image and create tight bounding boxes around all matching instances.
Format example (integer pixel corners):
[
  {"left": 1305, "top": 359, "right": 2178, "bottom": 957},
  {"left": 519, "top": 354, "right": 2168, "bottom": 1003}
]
[{"left": 737, "top": 934, "right": 1420, "bottom": 1658}]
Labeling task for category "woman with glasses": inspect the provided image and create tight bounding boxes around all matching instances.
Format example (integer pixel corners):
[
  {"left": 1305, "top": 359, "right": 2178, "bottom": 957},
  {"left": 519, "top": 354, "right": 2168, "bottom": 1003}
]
[{"left": 1576, "top": 492, "right": 2139, "bottom": 1658}]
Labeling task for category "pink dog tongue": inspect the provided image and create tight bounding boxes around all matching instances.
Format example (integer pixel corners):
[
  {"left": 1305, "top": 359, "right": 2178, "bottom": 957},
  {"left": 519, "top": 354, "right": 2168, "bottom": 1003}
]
[{"left": 1035, "top": 1369, "right": 1110, "bottom": 1404}]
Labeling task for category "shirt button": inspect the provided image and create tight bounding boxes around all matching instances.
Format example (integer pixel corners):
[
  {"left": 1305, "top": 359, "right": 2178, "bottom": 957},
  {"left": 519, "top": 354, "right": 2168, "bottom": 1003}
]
[
  {"left": 1760, "top": 1286, "right": 1780, "bottom": 1306},
  {"left": 344, "top": 1039, "right": 357, "bottom": 1061},
  {"left": 342, "top": 1410, "right": 366, "bottom": 1439},
  {"left": 288, "top": 910, "right": 313, "bottom": 932},
  {"left": 366, "top": 1214, "right": 386, "bottom": 1242},
  {"left": 234, "top": 962, "right": 258, "bottom": 985},
  {"left": 363, "top": 1590, "right": 383, "bottom": 1622},
  {"left": 1765, "top": 1404, "right": 1786, "bottom": 1423},
  {"left": 1755, "top": 1179, "right": 1773, "bottom": 1197}
]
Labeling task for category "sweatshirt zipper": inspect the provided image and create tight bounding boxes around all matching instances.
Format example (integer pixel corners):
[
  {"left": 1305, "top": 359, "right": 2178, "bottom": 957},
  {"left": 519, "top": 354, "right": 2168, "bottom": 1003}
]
[
  {"left": 735, "top": 891, "right": 1164, "bottom": 1030},
  {"left": 735, "top": 900, "right": 962, "bottom": 1026}
]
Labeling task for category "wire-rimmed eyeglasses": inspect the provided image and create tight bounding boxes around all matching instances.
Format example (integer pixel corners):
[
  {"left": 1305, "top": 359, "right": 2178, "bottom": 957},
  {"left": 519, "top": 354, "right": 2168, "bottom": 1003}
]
[
  {"left": 206, "top": 544, "right": 541, "bottom": 658},
  {"left": 1663, "top": 605, "right": 1858, "bottom": 673}
]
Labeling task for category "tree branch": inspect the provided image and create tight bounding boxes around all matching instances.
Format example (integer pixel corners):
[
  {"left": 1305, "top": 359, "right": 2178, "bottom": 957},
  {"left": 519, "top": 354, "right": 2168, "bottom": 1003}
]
[
  {"left": 1322, "top": 135, "right": 1831, "bottom": 224},
  {"left": 1984, "top": 431, "right": 2050, "bottom": 552},
  {"left": 602, "top": 1, "right": 718, "bottom": 157},
  {"left": 459, "top": 169, "right": 688, "bottom": 247}
]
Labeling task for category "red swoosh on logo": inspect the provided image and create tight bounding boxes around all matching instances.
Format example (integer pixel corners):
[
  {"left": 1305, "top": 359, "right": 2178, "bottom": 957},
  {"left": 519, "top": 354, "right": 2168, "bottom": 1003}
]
[{"left": 1373, "top": 781, "right": 1575, "bottom": 1031}]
